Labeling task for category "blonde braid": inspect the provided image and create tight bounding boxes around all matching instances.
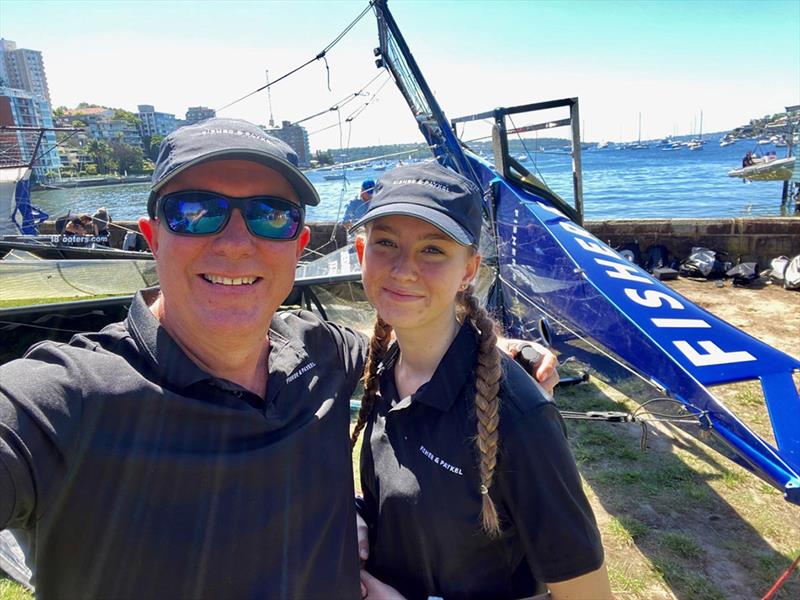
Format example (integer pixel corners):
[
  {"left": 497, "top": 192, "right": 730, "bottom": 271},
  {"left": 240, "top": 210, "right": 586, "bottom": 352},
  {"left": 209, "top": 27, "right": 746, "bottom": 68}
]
[
  {"left": 460, "top": 286, "right": 504, "bottom": 537},
  {"left": 350, "top": 316, "right": 393, "bottom": 449}
]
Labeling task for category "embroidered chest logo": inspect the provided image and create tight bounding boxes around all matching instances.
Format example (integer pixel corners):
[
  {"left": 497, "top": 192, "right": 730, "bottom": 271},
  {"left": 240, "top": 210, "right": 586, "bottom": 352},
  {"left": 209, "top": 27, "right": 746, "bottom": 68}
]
[
  {"left": 419, "top": 445, "right": 463, "bottom": 476},
  {"left": 286, "top": 361, "right": 317, "bottom": 383}
]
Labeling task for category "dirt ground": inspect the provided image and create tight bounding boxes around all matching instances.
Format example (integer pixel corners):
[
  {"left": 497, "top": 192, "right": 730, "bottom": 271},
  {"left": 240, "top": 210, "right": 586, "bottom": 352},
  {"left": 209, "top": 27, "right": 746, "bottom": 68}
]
[{"left": 559, "top": 276, "right": 800, "bottom": 599}]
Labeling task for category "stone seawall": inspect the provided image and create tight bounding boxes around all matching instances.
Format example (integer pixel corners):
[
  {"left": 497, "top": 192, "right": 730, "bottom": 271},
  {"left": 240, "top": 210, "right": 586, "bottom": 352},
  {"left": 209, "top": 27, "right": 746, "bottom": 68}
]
[{"left": 40, "top": 218, "right": 799, "bottom": 268}]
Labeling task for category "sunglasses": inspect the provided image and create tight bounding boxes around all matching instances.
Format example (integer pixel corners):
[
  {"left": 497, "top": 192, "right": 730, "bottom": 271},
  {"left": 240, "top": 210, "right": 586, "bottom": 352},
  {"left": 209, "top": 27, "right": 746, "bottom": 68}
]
[{"left": 157, "top": 190, "right": 304, "bottom": 241}]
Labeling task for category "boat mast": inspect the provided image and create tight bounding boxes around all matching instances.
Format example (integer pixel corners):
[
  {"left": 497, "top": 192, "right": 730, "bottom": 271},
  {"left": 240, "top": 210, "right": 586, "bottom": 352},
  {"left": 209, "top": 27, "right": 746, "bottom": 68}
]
[{"left": 265, "top": 70, "right": 275, "bottom": 128}]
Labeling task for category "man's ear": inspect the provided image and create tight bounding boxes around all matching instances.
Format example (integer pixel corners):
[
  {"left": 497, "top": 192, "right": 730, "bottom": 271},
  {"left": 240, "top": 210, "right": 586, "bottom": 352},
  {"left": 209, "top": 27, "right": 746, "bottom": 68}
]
[
  {"left": 138, "top": 217, "right": 158, "bottom": 256},
  {"left": 295, "top": 226, "right": 311, "bottom": 260},
  {"left": 355, "top": 235, "right": 365, "bottom": 265}
]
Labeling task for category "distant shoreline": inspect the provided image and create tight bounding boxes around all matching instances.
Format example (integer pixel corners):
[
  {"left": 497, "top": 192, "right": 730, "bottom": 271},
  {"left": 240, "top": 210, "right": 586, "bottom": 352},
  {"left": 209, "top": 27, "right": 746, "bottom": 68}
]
[{"left": 32, "top": 175, "right": 151, "bottom": 191}]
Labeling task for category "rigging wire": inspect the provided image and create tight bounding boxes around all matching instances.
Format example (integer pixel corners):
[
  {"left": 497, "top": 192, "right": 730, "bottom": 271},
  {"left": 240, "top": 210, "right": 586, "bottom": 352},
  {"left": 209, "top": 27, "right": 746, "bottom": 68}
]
[
  {"left": 215, "top": 2, "right": 374, "bottom": 113},
  {"left": 508, "top": 114, "right": 550, "bottom": 186},
  {"left": 291, "top": 71, "right": 387, "bottom": 126}
]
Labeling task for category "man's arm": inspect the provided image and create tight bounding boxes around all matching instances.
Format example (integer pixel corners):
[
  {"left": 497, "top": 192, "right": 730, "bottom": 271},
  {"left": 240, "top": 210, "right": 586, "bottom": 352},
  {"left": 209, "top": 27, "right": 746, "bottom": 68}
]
[{"left": 548, "top": 564, "right": 614, "bottom": 600}]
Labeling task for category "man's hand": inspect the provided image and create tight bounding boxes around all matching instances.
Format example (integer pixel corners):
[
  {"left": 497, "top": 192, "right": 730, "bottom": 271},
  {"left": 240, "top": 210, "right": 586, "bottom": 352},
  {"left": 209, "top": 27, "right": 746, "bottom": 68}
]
[
  {"left": 500, "top": 338, "right": 559, "bottom": 396},
  {"left": 356, "top": 513, "right": 369, "bottom": 564},
  {"left": 360, "top": 570, "right": 406, "bottom": 599}
]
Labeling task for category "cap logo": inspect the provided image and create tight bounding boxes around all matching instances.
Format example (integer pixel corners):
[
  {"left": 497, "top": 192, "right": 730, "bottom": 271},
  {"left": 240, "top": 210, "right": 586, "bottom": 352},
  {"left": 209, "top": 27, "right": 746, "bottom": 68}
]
[
  {"left": 200, "top": 127, "right": 274, "bottom": 144},
  {"left": 386, "top": 177, "right": 455, "bottom": 194}
]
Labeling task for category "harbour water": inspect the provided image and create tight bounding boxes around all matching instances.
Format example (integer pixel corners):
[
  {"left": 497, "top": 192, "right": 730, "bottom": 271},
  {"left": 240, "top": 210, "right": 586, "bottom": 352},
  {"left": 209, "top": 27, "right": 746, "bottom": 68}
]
[{"left": 31, "top": 136, "right": 797, "bottom": 222}]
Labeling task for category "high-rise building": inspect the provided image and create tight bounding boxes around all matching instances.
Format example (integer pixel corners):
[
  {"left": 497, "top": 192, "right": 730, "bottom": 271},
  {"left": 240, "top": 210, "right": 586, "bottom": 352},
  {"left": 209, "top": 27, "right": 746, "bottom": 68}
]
[
  {"left": 0, "top": 86, "right": 60, "bottom": 180},
  {"left": 0, "top": 39, "right": 51, "bottom": 105},
  {"left": 185, "top": 106, "right": 216, "bottom": 125},
  {"left": 137, "top": 104, "right": 178, "bottom": 138},
  {"left": 268, "top": 121, "right": 311, "bottom": 167}
]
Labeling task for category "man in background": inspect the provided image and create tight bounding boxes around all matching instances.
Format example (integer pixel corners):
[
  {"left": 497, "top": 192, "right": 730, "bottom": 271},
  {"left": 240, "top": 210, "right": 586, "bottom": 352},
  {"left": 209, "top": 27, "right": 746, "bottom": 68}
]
[{"left": 342, "top": 178, "right": 375, "bottom": 232}]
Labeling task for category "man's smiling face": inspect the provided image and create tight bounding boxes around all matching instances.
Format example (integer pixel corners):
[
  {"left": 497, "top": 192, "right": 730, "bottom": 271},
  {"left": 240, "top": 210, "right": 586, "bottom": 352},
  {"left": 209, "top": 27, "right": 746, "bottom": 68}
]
[{"left": 141, "top": 159, "right": 309, "bottom": 342}]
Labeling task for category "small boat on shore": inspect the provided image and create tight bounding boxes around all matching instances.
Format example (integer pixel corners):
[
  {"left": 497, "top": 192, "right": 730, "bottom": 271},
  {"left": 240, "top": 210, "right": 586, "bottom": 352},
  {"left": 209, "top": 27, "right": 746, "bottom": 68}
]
[{"left": 727, "top": 156, "right": 796, "bottom": 181}]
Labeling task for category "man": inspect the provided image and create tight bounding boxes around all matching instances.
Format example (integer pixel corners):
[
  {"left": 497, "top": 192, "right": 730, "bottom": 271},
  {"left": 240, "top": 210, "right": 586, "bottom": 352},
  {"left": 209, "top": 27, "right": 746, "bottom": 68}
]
[
  {"left": 0, "top": 118, "right": 367, "bottom": 598},
  {"left": 0, "top": 118, "right": 556, "bottom": 597},
  {"left": 341, "top": 178, "right": 375, "bottom": 231}
]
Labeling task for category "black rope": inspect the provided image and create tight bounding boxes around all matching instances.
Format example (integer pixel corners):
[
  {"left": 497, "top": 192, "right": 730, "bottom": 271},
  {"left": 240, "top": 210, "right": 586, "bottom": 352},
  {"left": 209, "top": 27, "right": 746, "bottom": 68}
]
[{"left": 215, "top": 2, "right": 373, "bottom": 113}]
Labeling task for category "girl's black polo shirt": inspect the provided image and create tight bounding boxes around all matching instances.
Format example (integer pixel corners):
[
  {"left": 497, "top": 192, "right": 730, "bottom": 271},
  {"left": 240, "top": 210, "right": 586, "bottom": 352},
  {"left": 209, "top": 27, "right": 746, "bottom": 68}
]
[{"left": 359, "top": 322, "right": 604, "bottom": 599}]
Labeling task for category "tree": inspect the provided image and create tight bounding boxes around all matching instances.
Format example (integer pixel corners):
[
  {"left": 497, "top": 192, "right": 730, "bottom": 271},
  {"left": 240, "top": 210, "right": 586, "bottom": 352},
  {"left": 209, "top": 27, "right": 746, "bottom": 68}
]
[
  {"left": 86, "top": 139, "right": 117, "bottom": 174},
  {"left": 147, "top": 134, "right": 164, "bottom": 161},
  {"left": 53, "top": 106, "right": 69, "bottom": 118},
  {"left": 112, "top": 108, "right": 142, "bottom": 127},
  {"left": 315, "top": 149, "right": 334, "bottom": 166},
  {"left": 109, "top": 140, "right": 144, "bottom": 174}
]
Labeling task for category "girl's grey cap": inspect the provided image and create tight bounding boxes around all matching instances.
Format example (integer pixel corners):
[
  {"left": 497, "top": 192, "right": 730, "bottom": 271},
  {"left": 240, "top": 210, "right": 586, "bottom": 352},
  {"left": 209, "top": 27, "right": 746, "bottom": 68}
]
[
  {"left": 147, "top": 117, "right": 319, "bottom": 217},
  {"left": 350, "top": 161, "right": 483, "bottom": 246}
]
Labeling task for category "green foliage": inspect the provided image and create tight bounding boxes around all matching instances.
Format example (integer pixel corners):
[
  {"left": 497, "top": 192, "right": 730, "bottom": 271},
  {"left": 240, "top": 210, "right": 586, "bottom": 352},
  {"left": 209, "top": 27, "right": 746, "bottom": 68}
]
[
  {"left": 53, "top": 105, "right": 69, "bottom": 117},
  {"left": 314, "top": 149, "right": 334, "bottom": 166},
  {"left": 112, "top": 109, "right": 141, "bottom": 126},
  {"left": 86, "top": 139, "right": 117, "bottom": 174},
  {"left": 71, "top": 119, "right": 87, "bottom": 128},
  {"left": 85, "top": 164, "right": 97, "bottom": 175},
  {"left": 109, "top": 140, "right": 145, "bottom": 174},
  {"left": 146, "top": 134, "right": 165, "bottom": 161},
  {"left": 77, "top": 101, "right": 102, "bottom": 109}
]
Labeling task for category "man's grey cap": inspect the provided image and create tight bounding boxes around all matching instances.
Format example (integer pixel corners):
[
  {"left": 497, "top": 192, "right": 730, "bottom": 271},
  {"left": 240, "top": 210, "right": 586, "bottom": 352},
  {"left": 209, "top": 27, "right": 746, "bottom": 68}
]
[
  {"left": 147, "top": 117, "right": 319, "bottom": 217},
  {"left": 350, "top": 161, "right": 483, "bottom": 246}
]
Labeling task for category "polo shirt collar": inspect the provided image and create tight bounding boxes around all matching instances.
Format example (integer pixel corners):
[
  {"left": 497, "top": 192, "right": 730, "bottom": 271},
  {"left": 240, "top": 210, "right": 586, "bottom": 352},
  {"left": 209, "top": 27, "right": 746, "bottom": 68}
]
[
  {"left": 125, "top": 289, "right": 308, "bottom": 392},
  {"left": 386, "top": 320, "right": 477, "bottom": 413}
]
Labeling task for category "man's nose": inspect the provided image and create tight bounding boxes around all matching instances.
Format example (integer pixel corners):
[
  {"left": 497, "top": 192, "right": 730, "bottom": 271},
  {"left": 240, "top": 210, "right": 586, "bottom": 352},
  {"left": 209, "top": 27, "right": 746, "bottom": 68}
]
[{"left": 211, "top": 210, "right": 256, "bottom": 256}]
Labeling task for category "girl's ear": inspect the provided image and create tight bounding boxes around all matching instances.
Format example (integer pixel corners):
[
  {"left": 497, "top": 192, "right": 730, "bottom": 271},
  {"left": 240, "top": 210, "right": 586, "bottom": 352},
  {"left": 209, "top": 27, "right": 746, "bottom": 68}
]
[
  {"left": 461, "top": 252, "right": 481, "bottom": 288},
  {"left": 355, "top": 235, "right": 365, "bottom": 265}
]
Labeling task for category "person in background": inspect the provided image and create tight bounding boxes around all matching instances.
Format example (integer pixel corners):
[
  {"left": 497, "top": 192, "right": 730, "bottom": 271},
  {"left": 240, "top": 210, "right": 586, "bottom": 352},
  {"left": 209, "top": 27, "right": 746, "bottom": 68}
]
[
  {"left": 350, "top": 162, "right": 612, "bottom": 600},
  {"left": 91, "top": 207, "right": 112, "bottom": 245},
  {"left": 342, "top": 178, "right": 375, "bottom": 232}
]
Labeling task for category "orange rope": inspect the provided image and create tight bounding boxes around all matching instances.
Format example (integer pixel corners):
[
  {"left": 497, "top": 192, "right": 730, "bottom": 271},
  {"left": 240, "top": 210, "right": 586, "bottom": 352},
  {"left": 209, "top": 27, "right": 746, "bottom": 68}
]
[{"left": 761, "top": 553, "right": 800, "bottom": 600}]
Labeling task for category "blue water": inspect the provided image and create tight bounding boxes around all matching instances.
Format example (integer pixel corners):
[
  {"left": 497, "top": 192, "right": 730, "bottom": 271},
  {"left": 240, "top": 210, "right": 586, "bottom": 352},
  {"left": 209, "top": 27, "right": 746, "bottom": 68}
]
[{"left": 31, "top": 138, "right": 797, "bottom": 222}]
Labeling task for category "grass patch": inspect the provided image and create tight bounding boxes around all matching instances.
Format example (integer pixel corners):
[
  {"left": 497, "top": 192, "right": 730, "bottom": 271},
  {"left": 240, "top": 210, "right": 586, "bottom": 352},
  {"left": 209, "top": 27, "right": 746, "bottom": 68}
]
[
  {"left": 607, "top": 516, "right": 649, "bottom": 546},
  {"left": 0, "top": 293, "right": 128, "bottom": 309},
  {"left": 607, "top": 562, "right": 649, "bottom": 594},
  {"left": 651, "top": 559, "right": 725, "bottom": 600},
  {"left": 0, "top": 576, "right": 32, "bottom": 600},
  {"left": 660, "top": 532, "right": 703, "bottom": 559}
]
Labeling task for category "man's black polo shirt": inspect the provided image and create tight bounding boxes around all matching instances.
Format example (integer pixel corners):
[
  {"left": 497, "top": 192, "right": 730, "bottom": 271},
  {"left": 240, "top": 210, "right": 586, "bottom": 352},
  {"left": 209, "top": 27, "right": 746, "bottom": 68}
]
[
  {"left": 0, "top": 289, "right": 367, "bottom": 599},
  {"left": 358, "top": 323, "right": 604, "bottom": 600}
]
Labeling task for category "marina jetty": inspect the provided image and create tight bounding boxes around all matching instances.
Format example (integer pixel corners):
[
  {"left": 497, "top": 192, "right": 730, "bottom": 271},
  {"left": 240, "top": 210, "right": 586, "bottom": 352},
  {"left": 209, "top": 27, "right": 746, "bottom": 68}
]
[{"left": 38, "top": 217, "right": 800, "bottom": 269}]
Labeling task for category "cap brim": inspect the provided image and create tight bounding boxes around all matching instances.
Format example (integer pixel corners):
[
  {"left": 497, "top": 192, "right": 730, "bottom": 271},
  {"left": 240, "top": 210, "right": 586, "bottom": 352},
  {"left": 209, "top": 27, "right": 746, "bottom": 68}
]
[
  {"left": 349, "top": 203, "right": 474, "bottom": 246},
  {"left": 148, "top": 148, "right": 319, "bottom": 217}
]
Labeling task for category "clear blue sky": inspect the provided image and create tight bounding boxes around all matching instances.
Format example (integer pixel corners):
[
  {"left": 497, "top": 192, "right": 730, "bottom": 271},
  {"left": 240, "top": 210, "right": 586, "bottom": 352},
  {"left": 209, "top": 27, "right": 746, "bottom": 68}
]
[{"left": 2, "top": 0, "right": 798, "bottom": 149}]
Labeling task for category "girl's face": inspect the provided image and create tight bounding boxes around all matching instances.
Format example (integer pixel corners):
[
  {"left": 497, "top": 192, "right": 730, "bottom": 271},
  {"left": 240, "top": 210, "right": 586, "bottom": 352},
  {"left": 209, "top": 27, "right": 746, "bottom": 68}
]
[{"left": 356, "top": 214, "right": 480, "bottom": 335}]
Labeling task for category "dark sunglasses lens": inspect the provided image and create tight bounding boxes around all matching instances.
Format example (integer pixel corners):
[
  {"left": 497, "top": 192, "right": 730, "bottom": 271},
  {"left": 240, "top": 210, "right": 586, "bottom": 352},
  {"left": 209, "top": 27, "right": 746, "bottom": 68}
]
[
  {"left": 245, "top": 199, "right": 302, "bottom": 240},
  {"left": 162, "top": 194, "right": 227, "bottom": 235}
]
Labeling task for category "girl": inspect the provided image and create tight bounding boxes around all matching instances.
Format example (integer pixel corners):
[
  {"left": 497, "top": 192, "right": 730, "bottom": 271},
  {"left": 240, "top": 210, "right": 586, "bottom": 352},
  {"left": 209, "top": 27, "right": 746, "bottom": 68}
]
[{"left": 350, "top": 162, "right": 612, "bottom": 600}]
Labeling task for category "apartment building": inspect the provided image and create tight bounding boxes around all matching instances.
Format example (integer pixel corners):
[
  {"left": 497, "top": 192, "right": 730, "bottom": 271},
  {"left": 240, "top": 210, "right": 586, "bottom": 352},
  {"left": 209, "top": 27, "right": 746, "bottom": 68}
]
[
  {"left": 137, "top": 104, "right": 178, "bottom": 138},
  {"left": 0, "top": 39, "right": 51, "bottom": 105},
  {"left": 267, "top": 120, "right": 311, "bottom": 167},
  {"left": 186, "top": 106, "right": 216, "bottom": 125}
]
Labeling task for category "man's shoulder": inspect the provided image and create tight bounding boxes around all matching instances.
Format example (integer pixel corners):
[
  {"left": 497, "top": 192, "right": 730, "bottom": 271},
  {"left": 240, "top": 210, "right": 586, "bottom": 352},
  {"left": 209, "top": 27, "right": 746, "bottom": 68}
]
[
  {"left": 1, "top": 320, "right": 137, "bottom": 390},
  {"left": 274, "top": 309, "right": 367, "bottom": 353}
]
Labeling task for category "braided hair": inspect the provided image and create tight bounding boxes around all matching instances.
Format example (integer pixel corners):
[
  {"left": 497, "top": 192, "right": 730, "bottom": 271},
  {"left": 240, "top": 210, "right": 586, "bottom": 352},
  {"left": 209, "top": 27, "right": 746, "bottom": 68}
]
[
  {"left": 351, "top": 287, "right": 505, "bottom": 538},
  {"left": 459, "top": 285, "right": 504, "bottom": 537},
  {"left": 351, "top": 316, "right": 393, "bottom": 449}
]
